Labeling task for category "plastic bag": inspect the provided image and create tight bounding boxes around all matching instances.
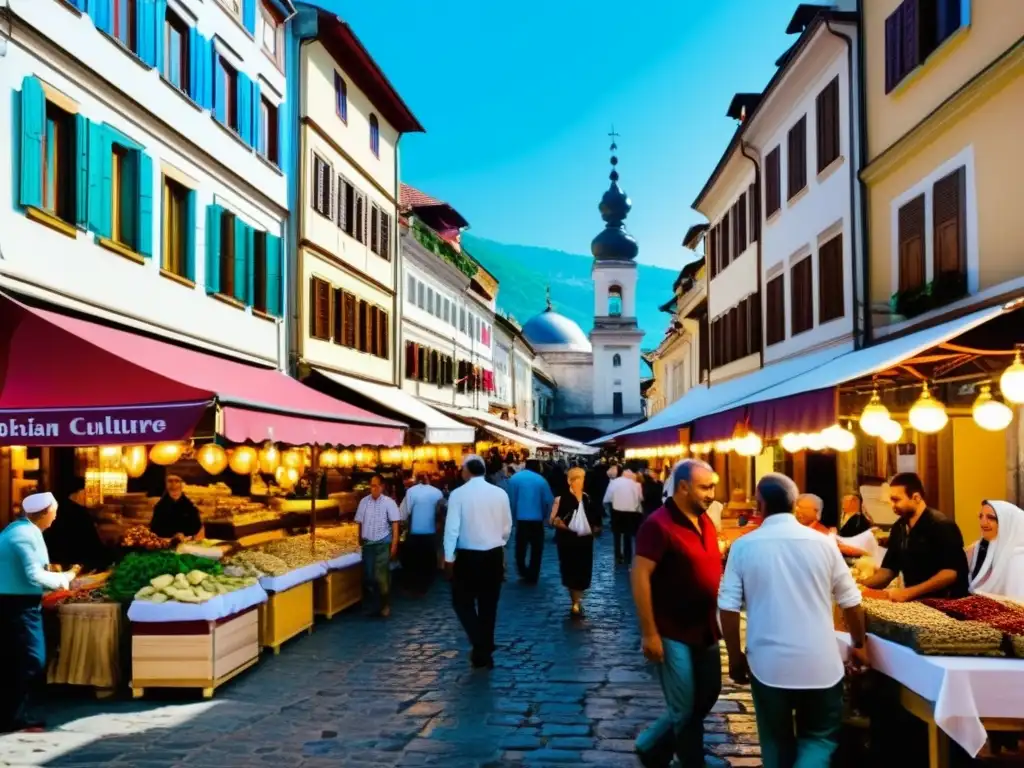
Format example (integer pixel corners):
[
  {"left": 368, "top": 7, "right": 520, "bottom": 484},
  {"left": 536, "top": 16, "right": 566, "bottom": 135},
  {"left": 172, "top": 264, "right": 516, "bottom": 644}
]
[{"left": 567, "top": 504, "right": 592, "bottom": 537}]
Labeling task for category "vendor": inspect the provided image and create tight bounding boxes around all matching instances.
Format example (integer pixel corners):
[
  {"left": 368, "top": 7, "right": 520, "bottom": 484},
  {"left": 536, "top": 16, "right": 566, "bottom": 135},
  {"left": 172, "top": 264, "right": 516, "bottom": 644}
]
[
  {"left": 857, "top": 472, "right": 968, "bottom": 601},
  {"left": 0, "top": 492, "right": 78, "bottom": 733},
  {"left": 838, "top": 493, "right": 873, "bottom": 537},
  {"left": 149, "top": 475, "right": 204, "bottom": 541}
]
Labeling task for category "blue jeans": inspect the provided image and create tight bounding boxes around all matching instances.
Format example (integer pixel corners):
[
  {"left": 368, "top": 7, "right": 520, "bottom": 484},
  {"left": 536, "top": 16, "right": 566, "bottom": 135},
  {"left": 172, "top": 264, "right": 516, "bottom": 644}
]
[
  {"left": 636, "top": 639, "right": 722, "bottom": 766},
  {"left": 361, "top": 540, "right": 392, "bottom": 613},
  {"left": 750, "top": 675, "right": 843, "bottom": 768},
  {"left": 0, "top": 596, "right": 45, "bottom": 729}
]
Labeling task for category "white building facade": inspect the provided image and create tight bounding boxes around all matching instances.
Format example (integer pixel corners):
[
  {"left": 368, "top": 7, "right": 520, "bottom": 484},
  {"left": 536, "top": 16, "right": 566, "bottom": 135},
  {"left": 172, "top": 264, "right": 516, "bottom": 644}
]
[{"left": 1, "top": 0, "right": 293, "bottom": 365}]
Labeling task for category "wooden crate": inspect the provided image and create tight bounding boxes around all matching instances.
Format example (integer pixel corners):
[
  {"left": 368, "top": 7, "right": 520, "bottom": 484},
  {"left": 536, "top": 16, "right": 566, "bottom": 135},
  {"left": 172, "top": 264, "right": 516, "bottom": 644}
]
[
  {"left": 314, "top": 565, "right": 362, "bottom": 620},
  {"left": 258, "top": 580, "right": 314, "bottom": 654},
  {"left": 130, "top": 607, "right": 260, "bottom": 699}
]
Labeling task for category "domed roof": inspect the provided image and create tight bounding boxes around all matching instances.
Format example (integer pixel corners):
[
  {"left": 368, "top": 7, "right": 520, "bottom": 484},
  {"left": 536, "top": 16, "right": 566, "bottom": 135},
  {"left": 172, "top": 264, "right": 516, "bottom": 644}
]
[{"left": 522, "top": 308, "right": 592, "bottom": 353}]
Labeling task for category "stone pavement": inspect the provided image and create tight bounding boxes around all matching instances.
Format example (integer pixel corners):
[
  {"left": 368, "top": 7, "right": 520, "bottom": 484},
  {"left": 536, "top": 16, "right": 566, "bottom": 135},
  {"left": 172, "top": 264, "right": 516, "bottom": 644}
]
[{"left": 0, "top": 533, "right": 762, "bottom": 767}]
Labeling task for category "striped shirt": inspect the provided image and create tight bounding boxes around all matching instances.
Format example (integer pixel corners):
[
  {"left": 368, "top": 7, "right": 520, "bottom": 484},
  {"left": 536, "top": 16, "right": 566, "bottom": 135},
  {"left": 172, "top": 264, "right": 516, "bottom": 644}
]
[{"left": 355, "top": 494, "right": 401, "bottom": 543}]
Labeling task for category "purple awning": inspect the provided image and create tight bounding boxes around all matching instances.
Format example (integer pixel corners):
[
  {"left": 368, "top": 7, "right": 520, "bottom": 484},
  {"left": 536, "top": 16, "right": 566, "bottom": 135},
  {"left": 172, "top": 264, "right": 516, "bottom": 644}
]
[{"left": 691, "top": 388, "right": 837, "bottom": 443}]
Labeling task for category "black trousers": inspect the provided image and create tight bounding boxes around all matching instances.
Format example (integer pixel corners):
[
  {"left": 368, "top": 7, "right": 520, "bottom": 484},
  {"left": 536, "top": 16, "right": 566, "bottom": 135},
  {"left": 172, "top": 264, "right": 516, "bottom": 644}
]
[
  {"left": 514, "top": 521, "right": 545, "bottom": 583},
  {"left": 611, "top": 511, "right": 640, "bottom": 564},
  {"left": 452, "top": 547, "right": 504, "bottom": 663},
  {"left": 401, "top": 533, "right": 438, "bottom": 592},
  {"left": 0, "top": 595, "right": 45, "bottom": 730}
]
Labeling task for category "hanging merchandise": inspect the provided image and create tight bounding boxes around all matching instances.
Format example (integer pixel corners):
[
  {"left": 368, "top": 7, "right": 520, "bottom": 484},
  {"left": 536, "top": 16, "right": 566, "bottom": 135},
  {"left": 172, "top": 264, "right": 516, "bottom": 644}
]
[
  {"left": 228, "top": 445, "right": 258, "bottom": 475},
  {"left": 196, "top": 443, "right": 228, "bottom": 475},
  {"left": 258, "top": 441, "right": 280, "bottom": 474},
  {"left": 122, "top": 445, "right": 149, "bottom": 478},
  {"left": 908, "top": 384, "right": 948, "bottom": 434},
  {"left": 972, "top": 384, "right": 1014, "bottom": 432},
  {"left": 1000, "top": 350, "right": 1024, "bottom": 405},
  {"left": 859, "top": 388, "right": 890, "bottom": 437},
  {"left": 880, "top": 419, "right": 904, "bottom": 444},
  {"left": 150, "top": 442, "right": 186, "bottom": 466}
]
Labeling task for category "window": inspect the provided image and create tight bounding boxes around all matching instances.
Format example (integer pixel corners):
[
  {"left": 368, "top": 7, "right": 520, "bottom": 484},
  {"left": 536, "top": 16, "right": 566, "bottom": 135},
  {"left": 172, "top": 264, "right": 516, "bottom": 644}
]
[
  {"left": 711, "top": 293, "right": 761, "bottom": 368},
  {"left": 109, "top": 135, "right": 151, "bottom": 256},
  {"left": 369, "top": 114, "right": 380, "bottom": 158},
  {"left": 765, "top": 146, "right": 781, "bottom": 217},
  {"left": 460, "top": 307, "right": 466, "bottom": 333},
  {"left": 790, "top": 257, "right": 813, "bottom": 336},
  {"left": 885, "top": 0, "right": 964, "bottom": 93},
  {"left": 898, "top": 194, "right": 926, "bottom": 292},
  {"left": 708, "top": 226, "right": 718, "bottom": 278},
  {"left": 370, "top": 204, "right": 382, "bottom": 256},
  {"left": 427, "top": 287, "right": 434, "bottom": 313},
  {"left": 735, "top": 193, "right": 747, "bottom": 255},
  {"left": 334, "top": 73, "right": 348, "bottom": 122},
  {"left": 215, "top": 0, "right": 242, "bottom": 20},
  {"left": 161, "top": 177, "right": 190, "bottom": 278},
  {"left": 612, "top": 353, "right": 622, "bottom": 368},
  {"left": 257, "top": 98, "right": 279, "bottom": 166},
  {"left": 933, "top": 167, "right": 966, "bottom": 280},
  {"left": 818, "top": 235, "right": 844, "bottom": 323},
  {"left": 310, "top": 277, "right": 331, "bottom": 340},
  {"left": 218, "top": 211, "right": 237, "bottom": 298},
  {"left": 203, "top": 205, "right": 270, "bottom": 308},
  {"left": 416, "top": 281, "right": 425, "bottom": 309},
  {"left": 311, "top": 154, "right": 332, "bottom": 218},
  {"left": 40, "top": 102, "right": 76, "bottom": 225},
  {"left": 163, "top": 9, "right": 189, "bottom": 92},
  {"left": 816, "top": 76, "right": 840, "bottom": 173},
  {"left": 112, "top": 0, "right": 138, "bottom": 52},
  {"left": 444, "top": 298, "right": 451, "bottom": 324},
  {"left": 406, "top": 274, "right": 416, "bottom": 302},
  {"left": 612, "top": 392, "right": 623, "bottom": 416},
  {"left": 721, "top": 211, "right": 731, "bottom": 269},
  {"left": 214, "top": 54, "right": 238, "bottom": 131},
  {"left": 332, "top": 289, "right": 357, "bottom": 349},
  {"left": 787, "top": 116, "right": 807, "bottom": 200},
  {"left": 338, "top": 176, "right": 355, "bottom": 235},
  {"left": 257, "top": 0, "right": 283, "bottom": 68},
  {"left": 766, "top": 275, "right": 785, "bottom": 346},
  {"left": 749, "top": 180, "right": 761, "bottom": 244},
  {"left": 434, "top": 292, "right": 441, "bottom": 317},
  {"left": 608, "top": 285, "right": 623, "bottom": 317}
]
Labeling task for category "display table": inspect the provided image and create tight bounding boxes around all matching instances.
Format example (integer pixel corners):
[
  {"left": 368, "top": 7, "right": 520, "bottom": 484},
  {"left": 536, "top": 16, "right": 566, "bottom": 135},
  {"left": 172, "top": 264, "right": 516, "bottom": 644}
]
[
  {"left": 315, "top": 554, "right": 362, "bottom": 620},
  {"left": 836, "top": 631, "right": 1024, "bottom": 764},
  {"left": 46, "top": 602, "right": 123, "bottom": 697},
  {"left": 258, "top": 567, "right": 321, "bottom": 654}
]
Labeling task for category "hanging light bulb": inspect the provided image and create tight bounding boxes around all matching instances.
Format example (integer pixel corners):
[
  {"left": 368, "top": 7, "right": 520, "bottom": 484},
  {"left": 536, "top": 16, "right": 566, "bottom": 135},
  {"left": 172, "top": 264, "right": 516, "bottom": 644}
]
[
  {"left": 908, "top": 384, "right": 948, "bottom": 434},
  {"left": 859, "top": 388, "right": 890, "bottom": 437},
  {"left": 274, "top": 464, "right": 299, "bottom": 489},
  {"left": 1000, "top": 350, "right": 1024, "bottom": 405},
  {"left": 150, "top": 442, "right": 185, "bottom": 466},
  {"left": 228, "top": 445, "right": 258, "bottom": 474},
  {"left": 734, "top": 433, "right": 763, "bottom": 457},
  {"left": 122, "top": 445, "right": 149, "bottom": 478},
  {"left": 880, "top": 419, "right": 903, "bottom": 444},
  {"left": 822, "top": 424, "right": 857, "bottom": 453},
  {"left": 805, "top": 432, "right": 826, "bottom": 452},
  {"left": 437, "top": 446, "right": 452, "bottom": 462},
  {"left": 779, "top": 433, "right": 804, "bottom": 453},
  {"left": 401, "top": 446, "right": 414, "bottom": 464},
  {"left": 258, "top": 441, "right": 280, "bottom": 474},
  {"left": 282, "top": 449, "right": 305, "bottom": 470},
  {"left": 196, "top": 443, "right": 229, "bottom": 475},
  {"left": 339, "top": 449, "right": 354, "bottom": 469},
  {"left": 319, "top": 448, "right": 339, "bottom": 468},
  {"left": 972, "top": 384, "right": 1014, "bottom": 432}
]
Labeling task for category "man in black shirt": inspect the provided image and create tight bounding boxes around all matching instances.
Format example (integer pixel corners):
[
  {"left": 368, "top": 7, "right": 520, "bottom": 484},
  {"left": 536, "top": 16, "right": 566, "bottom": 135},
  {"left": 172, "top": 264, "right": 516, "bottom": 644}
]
[
  {"left": 149, "top": 475, "right": 204, "bottom": 541},
  {"left": 858, "top": 472, "right": 968, "bottom": 601}
]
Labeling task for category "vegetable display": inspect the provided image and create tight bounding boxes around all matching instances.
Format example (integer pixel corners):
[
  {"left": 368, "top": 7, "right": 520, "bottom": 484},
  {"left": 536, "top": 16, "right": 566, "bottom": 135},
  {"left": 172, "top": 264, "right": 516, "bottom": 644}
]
[
  {"left": 106, "top": 552, "right": 223, "bottom": 603},
  {"left": 227, "top": 550, "right": 290, "bottom": 577},
  {"left": 864, "top": 598, "right": 1005, "bottom": 656},
  {"left": 42, "top": 588, "right": 109, "bottom": 609},
  {"left": 134, "top": 570, "right": 258, "bottom": 604},
  {"left": 120, "top": 526, "right": 172, "bottom": 550}
]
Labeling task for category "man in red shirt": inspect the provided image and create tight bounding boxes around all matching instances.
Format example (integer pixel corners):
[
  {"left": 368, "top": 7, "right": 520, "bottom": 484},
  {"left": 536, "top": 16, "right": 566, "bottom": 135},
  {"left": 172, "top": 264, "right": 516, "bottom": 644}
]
[{"left": 631, "top": 459, "right": 724, "bottom": 767}]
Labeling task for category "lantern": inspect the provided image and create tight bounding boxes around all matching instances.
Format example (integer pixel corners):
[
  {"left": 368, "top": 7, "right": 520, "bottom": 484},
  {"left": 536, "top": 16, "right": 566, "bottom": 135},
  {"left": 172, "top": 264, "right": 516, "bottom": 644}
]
[
  {"left": 1000, "top": 350, "right": 1024, "bottom": 404},
  {"left": 99, "top": 445, "right": 123, "bottom": 461},
  {"left": 282, "top": 449, "right": 305, "bottom": 471},
  {"left": 424, "top": 445, "right": 437, "bottom": 462},
  {"left": 805, "top": 432, "right": 826, "bottom": 452},
  {"left": 258, "top": 442, "right": 280, "bottom": 474},
  {"left": 822, "top": 424, "right": 856, "bottom": 453},
  {"left": 196, "top": 443, "right": 229, "bottom": 475},
  {"left": 228, "top": 445, "right": 258, "bottom": 475},
  {"left": 122, "top": 445, "right": 148, "bottom": 478},
  {"left": 859, "top": 388, "right": 890, "bottom": 437},
  {"left": 275, "top": 465, "right": 299, "bottom": 489},
  {"left": 908, "top": 384, "right": 948, "bottom": 434},
  {"left": 339, "top": 449, "right": 354, "bottom": 469},
  {"left": 401, "top": 446, "right": 414, "bottom": 464},
  {"left": 880, "top": 419, "right": 903, "bottom": 444},
  {"left": 413, "top": 446, "right": 426, "bottom": 462},
  {"left": 319, "top": 448, "right": 339, "bottom": 468},
  {"left": 779, "top": 433, "right": 804, "bottom": 453},
  {"left": 734, "top": 433, "right": 763, "bottom": 457},
  {"left": 713, "top": 439, "right": 733, "bottom": 454},
  {"left": 437, "top": 446, "right": 452, "bottom": 462},
  {"left": 972, "top": 384, "right": 1014, "bottom": 432},
  {"left": 150, "top": 442, "right": 185, "bottom": 466}
]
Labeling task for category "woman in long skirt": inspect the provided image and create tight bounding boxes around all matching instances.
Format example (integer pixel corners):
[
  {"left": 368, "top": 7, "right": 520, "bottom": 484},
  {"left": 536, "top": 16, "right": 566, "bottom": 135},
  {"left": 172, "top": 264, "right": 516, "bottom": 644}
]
[{"left": 550, "top": 467, "right": 603, "bottom": 619}]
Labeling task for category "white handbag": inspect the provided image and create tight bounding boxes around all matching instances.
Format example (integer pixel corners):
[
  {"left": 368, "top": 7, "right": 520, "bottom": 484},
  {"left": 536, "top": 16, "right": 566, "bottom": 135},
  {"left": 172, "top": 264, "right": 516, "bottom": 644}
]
[{"left": 567, "top": 502, "right": 592, "bottom": 537}]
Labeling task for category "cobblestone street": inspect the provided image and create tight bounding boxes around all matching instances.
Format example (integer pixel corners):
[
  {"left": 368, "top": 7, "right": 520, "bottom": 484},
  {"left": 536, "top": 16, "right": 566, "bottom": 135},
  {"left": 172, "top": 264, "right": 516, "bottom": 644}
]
[{"left": 0, "top": 535, "right": 761, "bottom": 767}]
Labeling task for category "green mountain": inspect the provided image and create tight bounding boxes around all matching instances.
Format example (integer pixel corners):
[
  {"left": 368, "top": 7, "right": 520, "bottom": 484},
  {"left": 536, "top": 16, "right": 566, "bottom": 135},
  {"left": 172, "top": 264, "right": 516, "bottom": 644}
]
[{"left": 462, "top": 234, "right": 675, "bottom": 353}]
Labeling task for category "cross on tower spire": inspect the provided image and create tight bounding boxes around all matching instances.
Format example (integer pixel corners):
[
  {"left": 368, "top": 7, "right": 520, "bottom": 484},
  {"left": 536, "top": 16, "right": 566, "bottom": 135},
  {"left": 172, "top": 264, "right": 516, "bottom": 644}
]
[{"left": 607, "top": 126, "right": 620, "bottom": 182}]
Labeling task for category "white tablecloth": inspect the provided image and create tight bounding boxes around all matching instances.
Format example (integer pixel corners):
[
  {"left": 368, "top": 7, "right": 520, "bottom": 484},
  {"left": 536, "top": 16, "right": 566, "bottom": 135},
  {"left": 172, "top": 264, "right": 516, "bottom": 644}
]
[
  {"left": 258, "top": 562, "right": 327, "bottom": 593},
  {"left": 128, "top": 583, "right": 268, "bottom": 623},
  {"left": 326, "top": 552, "right": 361, "bottom": 571},
  {"left": 837, "top": 631, "right": 1024, "bottom": 756}
]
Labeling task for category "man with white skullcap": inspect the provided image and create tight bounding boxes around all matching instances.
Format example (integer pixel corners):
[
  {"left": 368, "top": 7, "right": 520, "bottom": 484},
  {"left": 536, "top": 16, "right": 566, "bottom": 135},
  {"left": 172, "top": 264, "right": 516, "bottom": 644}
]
[
  {"left": 443, "top": 455, "right": 512, "bottom": 669},
  {"left": 0, "top": 492, "right": 78, "bottom": 732}
]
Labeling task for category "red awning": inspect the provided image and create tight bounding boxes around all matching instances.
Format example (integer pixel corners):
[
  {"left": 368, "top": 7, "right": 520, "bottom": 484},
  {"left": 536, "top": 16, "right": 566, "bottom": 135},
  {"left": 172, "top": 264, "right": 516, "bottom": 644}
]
[{"left": 0, "top": 295, "right": 404, "bottom": 447}]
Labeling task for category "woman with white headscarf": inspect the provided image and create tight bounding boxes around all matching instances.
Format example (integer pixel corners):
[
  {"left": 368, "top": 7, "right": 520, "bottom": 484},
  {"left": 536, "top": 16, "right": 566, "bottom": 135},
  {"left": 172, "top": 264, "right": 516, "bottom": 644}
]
[{"left": 967, "top": 500, "right": 1024, "bottom": 600}]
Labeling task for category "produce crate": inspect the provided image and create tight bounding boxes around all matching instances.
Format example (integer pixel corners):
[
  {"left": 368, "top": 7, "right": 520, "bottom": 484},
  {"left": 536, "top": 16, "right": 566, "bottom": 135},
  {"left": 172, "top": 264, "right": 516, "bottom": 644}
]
[
  {"left": 129, "top": 606, "right": 260, "bottom": 699},
  {"left": 314, "top": 566, "right": 362, "bottom": 620},
  {"left": 258, "top": 581, "right": 314, "bottom": 654}
]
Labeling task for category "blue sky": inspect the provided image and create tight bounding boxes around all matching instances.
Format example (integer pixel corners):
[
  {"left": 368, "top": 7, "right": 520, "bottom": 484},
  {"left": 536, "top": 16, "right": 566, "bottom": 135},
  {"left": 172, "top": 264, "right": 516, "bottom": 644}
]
[{"left": 323, "top": 0, "right": 801, "bottom": 270}]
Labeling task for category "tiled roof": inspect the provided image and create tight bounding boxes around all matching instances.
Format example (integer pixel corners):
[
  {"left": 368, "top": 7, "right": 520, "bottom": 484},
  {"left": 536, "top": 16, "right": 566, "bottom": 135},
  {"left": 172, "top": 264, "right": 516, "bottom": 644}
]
[{"left": 400, "top": 183, "right": 445, "bottom": 211}]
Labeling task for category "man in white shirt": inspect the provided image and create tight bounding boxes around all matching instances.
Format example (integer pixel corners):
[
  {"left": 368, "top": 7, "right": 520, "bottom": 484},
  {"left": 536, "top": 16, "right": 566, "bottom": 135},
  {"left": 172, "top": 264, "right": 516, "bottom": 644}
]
[
  {"left": 399, "top": 474, "right": 444, "bottom": 594},
  {"left": 718, "top": 474, "right": 868, "bottom": 768},
  {"left": 604, "top": 470, "right": 643, "bottom": 565},
  {"left": 444, "top": 455, "right": 513, "bottom": 669}
]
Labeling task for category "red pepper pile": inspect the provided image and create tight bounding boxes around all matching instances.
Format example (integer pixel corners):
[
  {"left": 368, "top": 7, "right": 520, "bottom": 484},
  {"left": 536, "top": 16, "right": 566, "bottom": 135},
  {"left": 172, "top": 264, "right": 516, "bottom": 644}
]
[{"left": 923, "top": 595, "right": 1024, "bottom": 635}]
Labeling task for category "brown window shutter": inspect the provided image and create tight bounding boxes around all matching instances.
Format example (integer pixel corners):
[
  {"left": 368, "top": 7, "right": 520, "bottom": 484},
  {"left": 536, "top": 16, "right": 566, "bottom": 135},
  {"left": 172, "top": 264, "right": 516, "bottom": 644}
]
[
  {"left": 818, "top": 235, "right": 845, "bottom": 323},
  {"left": 343, "top": 292, "right": 356, "bottom": 348},
  {"left": 898, "top": 195, "right": 926, "bottom": 292},
  {"left": 766, "top": 275, "right": 785, "bottom": 346},
  {"left": 791, "top": 257, "right": 813, "bottom": 335},
  {"left": 885, "top": 5, "right": 903, "bottom": 93},
  {"left": 787, "top": 116, "right": 807, "bottom": 200},
  {"left": 370, "top": 205, "right": 380, "bottom": 255},
  {"left": 737, "top": 300, "right": 748, "bottom": 358},
  {"left": 380, "top": 212, "right": 391, "bottom": 261},
  {"left": 311, "top": 156, "right": 321, "bottom": 214},
  {"left": 380, "top": 308, "right": 389, "bottom": 359},
  {"left": 310, "top": 277, "right": 331, "bottom": 340},
  {"left": 405, "top": 342, "right": 415, "bottom": 379},
  {"left": 816, "top": 77, "right": 840, "bottom": 173},
  {"left": 337, "top": 176, "right": 347, "bottom": 230},
  {"left": 737, "top": 193, "right": 747, "bottom": 255},
  {"left": 354, "top": 194, "right": 365, "bottom": 242},
  {"left": 933, "top": 166, "right": 966, "bottom": 278},
  {"left": 709, "top": 225, "right": 718, "bottom": 277},
  {"left": 332, "top": 287, "right": 343, "bottom": 343},
  {"left": 750, "top": 291, "right": 762, "bottom": 354},
  {"left": 721, "top": 212, "right": 731, "bottom": 269},
  {"left": 418, "top": 346, "right": 426, "bottom": 382},
  {"left": 901, "top": 0, "right": 920, "bottom": 79},
  {"left": 750, "top": 181, "right": 761, "bottom": 243},
  {"left": 765, "top": 147, "right": 781, "bottom": 217}
]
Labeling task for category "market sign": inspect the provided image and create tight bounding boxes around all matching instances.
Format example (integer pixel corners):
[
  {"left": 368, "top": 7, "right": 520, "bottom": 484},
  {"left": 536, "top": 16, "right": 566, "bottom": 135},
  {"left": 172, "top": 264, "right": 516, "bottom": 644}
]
[{"left": 0, "top": 401, "right": 211, "bottom": 446}]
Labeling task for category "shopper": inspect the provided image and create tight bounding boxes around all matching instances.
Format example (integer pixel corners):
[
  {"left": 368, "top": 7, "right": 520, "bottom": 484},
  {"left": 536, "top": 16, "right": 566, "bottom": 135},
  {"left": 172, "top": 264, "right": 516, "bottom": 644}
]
[
  {"left": 605, "top": 468, "right": 643, "bottom": 565},
  {"left": 837, "top": 493, "right": 873, "bottom": 537},
  {"left": 0, "top": 492, "right": 79, "bottom": 733},
  {"left": 507, "top": 459, "right": 555, "bottom": 584},
  {"left": 719, "top": 473, "right": 867, "bottom": 768},
  {"left": 444, "top": 455, "right": 513, "bottom": 669},
  {"left": 399, "top": 473, "right": 444, "bottom": 595},
  {"left": 551, "top": 466, "right": 602, "bottom": 618},
  {"left": 794, "top": 494, "right": 831, "bottom": 535},
  {"left": 355, "top": 474, "right": 401, "bottom": 617},
  {"left": 632, "top": 459, "right": 723, "bottom": 767},
  {"left": 967, "top": 500, "right": 1024, "bottom": 599}
]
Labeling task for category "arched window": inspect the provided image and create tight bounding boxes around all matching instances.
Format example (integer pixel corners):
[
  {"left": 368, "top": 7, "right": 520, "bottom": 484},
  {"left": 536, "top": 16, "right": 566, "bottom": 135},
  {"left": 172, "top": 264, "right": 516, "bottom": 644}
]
[
  {"left": 369, "top": 114, "right": 380, "bottom": 157},
  {"left": 612, "top": 353, "right": 622, "bottom": 368},
  {"left": 608, "top": 285, "right": 623, "bottom": 317}
]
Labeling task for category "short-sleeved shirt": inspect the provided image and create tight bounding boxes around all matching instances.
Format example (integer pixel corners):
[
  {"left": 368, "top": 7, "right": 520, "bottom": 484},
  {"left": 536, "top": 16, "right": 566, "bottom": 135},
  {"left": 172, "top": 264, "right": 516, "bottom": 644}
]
[
  {"left": 635, "top": 499, "right": 723, "bottom": 646},
  {"left": 881, "top": 508, "right": 969, "bottom": 598},
  {"left": 355, "top": 494, "right": 402, "bottom": 543},
  {"left": 150, "top": 495, "right": 202, "bottom": 539}
]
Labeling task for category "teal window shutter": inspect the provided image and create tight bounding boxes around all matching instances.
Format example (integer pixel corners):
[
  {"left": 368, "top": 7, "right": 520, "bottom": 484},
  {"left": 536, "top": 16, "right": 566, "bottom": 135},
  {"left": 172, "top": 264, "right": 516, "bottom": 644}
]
[
  {"left": 135, "top": 0, "right": 154, "bottom": 67},
  {"left": 265, "top": 234, "right": 282, "bottom": 317},
  {"left": 245, "top": 229, "right": 256, "bottom": 306},
  {"left": 277, "top": 100, "right": 286, "bottom": 171},
  {"left": 154, "top": 0, "right": 167, "bottom": 73},
  {"left": 233, "top": 217, "right": 248, "bottom": 304},
  {"left": 74, "top": 114, "right": 89, "bottom": 227},
  {"left": 243, "top": 0, "right": 256, "bottom": 35},
  {"left": 90, "top": 0, "right": 113, "bottom": 35},
  {"left": 187, "top": 27, "right": 201, "bottom": 104},
  {"left": 213, "top": 56, "right": 227, "bottom": 124},
  {"left": 137, "top": 153, "right": 154, "bottom": 258},
  {"left": 87, "top": 121, "right": 110, "bottom": 236},
  {"left": 205, "top": 205, "right": 222, "bottom": 294},
  {"left": 204, "top": 38, "right": 214, "bottom": 111},
  {"left": 252, "top": 80, "right": 262, "bottom": 153},
  {"left": 237, "top": 73, "right": 251, "bottom": 144},
  {"left": 184, "top": 190, "right": 197, "bottom": 282},
  {"left": 19, "top": 76, "right": 45, "bottom": 210},
  {"left": 119, "top": 150, "right": 138, "bottom": 244}
]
